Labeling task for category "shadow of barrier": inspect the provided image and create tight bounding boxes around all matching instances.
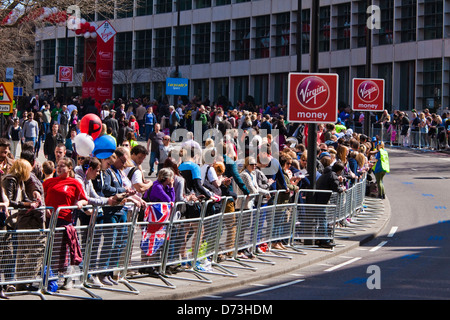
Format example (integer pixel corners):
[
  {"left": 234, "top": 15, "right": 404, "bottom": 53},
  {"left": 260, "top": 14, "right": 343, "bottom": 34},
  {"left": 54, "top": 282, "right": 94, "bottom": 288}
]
[{"left": 0, "top": 176, "right": 371, "bottom": 299}]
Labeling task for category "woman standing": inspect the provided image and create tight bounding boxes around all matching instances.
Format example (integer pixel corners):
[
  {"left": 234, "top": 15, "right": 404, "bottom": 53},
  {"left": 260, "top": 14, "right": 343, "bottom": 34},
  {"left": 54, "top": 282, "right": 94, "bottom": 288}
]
[
  {"left": 372, "top": 142, "right": 390, "bottom": 199},
  {"left": 2, "top": 159, "right": 43, "bottom": 292},
  {"left": 43, "top": 157, "right": 88, "bottom": 227},
  {"left": 7, "top": 118, "right": 22, "bottom": 159}
]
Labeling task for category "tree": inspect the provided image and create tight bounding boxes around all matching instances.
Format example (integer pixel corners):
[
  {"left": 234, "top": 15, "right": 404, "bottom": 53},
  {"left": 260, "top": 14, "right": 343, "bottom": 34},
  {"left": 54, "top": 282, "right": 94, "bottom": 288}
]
[{"left": 0, "top": 0, "right": 131, "bottom": 92}]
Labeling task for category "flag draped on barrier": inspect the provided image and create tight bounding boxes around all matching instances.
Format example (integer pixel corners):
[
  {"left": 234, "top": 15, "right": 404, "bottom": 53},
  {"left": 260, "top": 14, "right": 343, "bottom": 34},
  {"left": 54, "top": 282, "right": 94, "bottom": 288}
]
[{"left": 140, "top": 203, "right": 172, "bottom": 256}]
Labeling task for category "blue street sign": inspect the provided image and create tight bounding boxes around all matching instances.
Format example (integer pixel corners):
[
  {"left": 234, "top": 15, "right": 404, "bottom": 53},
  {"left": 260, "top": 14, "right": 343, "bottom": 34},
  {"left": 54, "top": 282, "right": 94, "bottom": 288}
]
[
  {"left": 166, "top": 78, "right": 188, "bottom": 96},
  {"left": 13, "top": 87, "right": 23, "bottom": 96}
]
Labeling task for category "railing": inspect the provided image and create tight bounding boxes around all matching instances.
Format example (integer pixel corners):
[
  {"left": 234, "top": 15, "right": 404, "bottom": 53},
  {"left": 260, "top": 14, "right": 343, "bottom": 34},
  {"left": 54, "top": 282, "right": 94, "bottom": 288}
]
[{"left": 0, "top": 175, "right": 369, "bottom": 300}]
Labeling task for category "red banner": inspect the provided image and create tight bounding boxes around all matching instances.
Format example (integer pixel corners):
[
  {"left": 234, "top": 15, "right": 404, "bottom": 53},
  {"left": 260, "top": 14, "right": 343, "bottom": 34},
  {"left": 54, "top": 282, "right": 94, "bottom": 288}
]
[{"left": 82, "top": 21, "right": 115, "bottom": 102}]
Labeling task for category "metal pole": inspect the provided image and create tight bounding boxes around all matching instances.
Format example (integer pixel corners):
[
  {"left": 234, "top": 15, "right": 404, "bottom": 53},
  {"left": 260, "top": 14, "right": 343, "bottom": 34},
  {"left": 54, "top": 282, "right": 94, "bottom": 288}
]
[
  {"left": 364, "top": 0, "right": 373, "bottom": 137},
  {"left": 307, "top": 0, "right": 320, "bottom": 190}
]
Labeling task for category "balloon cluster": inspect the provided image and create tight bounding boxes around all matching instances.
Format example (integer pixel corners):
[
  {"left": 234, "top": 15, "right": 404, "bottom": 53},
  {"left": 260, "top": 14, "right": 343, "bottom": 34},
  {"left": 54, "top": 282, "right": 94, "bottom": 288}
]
[
  {"left": 74, "top": 114, "right": 116, "bottom": 159},
  {"left": 2, "top": 7, "right": 67, "bottom": 26},
  {"left": 68, "top": 17, "right": 98, "bottom": 39}
]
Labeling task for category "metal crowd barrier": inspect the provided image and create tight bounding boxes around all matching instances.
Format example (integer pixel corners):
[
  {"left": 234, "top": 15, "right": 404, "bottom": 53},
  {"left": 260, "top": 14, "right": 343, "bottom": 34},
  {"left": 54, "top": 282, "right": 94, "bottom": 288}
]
[{"left": 1, "top": 175, "right": 368, "bottom": 299}]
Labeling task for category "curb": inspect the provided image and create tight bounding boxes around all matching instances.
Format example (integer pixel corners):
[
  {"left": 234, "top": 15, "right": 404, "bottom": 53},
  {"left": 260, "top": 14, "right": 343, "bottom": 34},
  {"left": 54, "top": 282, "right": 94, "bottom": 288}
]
[{"left": 130, "top": 197, "right": 391, "bottom": 300}]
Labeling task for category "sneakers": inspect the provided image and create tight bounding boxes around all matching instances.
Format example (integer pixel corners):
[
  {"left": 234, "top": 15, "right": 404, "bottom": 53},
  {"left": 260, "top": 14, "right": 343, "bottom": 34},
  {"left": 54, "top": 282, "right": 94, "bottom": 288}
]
[
  {"left": 60, "top": 277, "right": 74, "bottom": 290},
  {"left": 98, "top": 275, "right": 114, "bottom": 286},
  {"left": 87, "top": 275, "right": 103, "bottom": 287}
]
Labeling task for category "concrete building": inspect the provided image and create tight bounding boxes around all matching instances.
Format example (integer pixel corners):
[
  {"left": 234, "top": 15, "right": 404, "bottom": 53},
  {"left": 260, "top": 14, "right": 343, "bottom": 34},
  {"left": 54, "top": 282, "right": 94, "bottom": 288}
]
[{"left": 34, "top": 0, "right": 450, "bottom": 111}]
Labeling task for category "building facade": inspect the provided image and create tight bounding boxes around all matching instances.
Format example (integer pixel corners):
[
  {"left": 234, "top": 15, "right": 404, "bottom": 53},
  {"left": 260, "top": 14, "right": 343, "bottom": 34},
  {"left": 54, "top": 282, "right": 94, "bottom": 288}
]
[{"left": 34, "top": 0, "right": 450, "bottom": 111}]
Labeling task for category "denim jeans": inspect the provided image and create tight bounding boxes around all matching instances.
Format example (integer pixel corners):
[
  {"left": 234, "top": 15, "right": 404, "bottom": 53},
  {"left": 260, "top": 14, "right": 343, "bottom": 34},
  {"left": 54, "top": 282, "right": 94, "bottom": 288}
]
[{"left": 98, "top": 208, "right": 128, "bottom": 271}]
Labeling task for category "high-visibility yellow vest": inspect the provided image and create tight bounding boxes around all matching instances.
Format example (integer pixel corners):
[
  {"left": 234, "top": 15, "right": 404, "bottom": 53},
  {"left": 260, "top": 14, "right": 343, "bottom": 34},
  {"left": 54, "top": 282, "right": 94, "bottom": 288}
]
[{"left": 373, "top": 148, "right": 390, "bottom": 173}]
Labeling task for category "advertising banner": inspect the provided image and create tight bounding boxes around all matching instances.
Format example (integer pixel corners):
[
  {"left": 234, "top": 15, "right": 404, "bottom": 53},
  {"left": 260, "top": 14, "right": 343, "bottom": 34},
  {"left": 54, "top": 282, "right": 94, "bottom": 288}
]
[
  {"left": 288, "top": 73, "right": 339, "bottom": 124},
  {"left": 352, "top": 78, "right": 385, "bottom": 112}
]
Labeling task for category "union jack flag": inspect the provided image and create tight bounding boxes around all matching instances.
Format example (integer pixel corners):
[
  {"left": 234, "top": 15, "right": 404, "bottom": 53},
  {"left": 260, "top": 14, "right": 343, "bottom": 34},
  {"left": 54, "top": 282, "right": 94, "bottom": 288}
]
[{"left": 140, "top": 203, "right": 172, "bottom": 257}]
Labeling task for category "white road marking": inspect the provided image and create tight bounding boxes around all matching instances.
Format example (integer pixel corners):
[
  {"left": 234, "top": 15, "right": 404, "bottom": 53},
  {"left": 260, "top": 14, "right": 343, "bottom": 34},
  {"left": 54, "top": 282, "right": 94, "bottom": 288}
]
[
  {"left": 370, "top": 241, "right": 388, "bottom": 252},
  {"left": 324, "top": 257, "right": 362, "bottom": 272},
  {"left": 236, "top": 279, "right": 305, "bottom": 297},
  {"left": 388, "top": 226, "right": 398, "bottom": 237}
]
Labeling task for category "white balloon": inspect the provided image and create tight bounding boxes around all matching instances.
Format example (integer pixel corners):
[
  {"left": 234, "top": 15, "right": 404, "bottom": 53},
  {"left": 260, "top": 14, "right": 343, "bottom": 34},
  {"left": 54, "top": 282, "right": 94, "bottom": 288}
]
[
  {"left": 74, "top": 133, "right": 95, "bottom": 157},
  {"left": 80, "top": 18, "right": 86, "bottom": 24},
  {"left": 84, "top": 31, "right": 90, "bottom": 38},
  {"left": 90, "top": 32, "right": 97, "bottom": 38}
]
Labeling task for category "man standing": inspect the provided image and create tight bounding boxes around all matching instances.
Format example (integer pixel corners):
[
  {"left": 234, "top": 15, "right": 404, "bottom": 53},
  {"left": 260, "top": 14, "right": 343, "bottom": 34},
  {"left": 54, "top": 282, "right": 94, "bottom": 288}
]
[
  {"left": 104, "top": 109, "right": 119, "bottom": 138},
  {"left": 58, "top": 105, "right": 70, "bottom": 143},
  {"left": 147, "top": 123, "right": 165, "bottom": 176},
  {"left": 168, "top": 105, "right": 180, "bottom": 135},
  {"left": 135, "top": 104, "right": 147, "bottom": 139},
  {"left": 125, "top": 145, "right": 153, "bottom": 197},
  {"left": 43, "top": 123, "right": 64, "bottom": 163},
  {"left": 21, "top": 112, "right": 39, "bottom": 150},
  {"left": 157, "top": 135, "right": 174, "bottom": 171},
  {"left": 42, "top": 104, "right": 52, "bottom": 141}
]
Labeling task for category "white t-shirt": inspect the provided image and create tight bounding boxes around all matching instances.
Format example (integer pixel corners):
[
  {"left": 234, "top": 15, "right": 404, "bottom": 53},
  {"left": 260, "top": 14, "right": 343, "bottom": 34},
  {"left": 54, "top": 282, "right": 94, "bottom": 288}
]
[{"left": 200, "top": 164, "right": 218, "bottom": 185}]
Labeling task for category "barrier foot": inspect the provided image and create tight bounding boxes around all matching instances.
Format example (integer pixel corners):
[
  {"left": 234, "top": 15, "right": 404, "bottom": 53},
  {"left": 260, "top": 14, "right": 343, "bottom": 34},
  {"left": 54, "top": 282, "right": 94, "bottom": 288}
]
[
  {"left": 5, "top": 289, "right": 47, "bottom": 300},
  {"left": 195, "top": 263, "right": 239, "bottom": 278},
  {"left": 218, "top": 258, "right": 258, "bottom": 272},
  {"left": 45, "top": 283, "right": 103, "bottom": 300},
  {"left": 125, "top": 272, "right": 177, "bottom": 289},
  {"left": 84, "top": 278, "right": 140, "bottom": 295},
  {"left": 164, "top": 268, "right": 213, "bottom": 284}
]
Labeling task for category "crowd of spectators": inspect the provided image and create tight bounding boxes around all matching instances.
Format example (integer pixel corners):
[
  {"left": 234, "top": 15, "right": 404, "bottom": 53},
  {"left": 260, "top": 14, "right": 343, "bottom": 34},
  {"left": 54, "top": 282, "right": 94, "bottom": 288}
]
[{"left": 0, "top": 93, "right": 390, "bottom": 296}]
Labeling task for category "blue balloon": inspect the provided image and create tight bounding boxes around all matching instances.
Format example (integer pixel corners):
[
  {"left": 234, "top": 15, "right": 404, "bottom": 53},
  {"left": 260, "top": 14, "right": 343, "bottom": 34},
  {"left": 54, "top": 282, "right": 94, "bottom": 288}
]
[{"left": 93, "top": 134, "right": 117, "bottom": 159}]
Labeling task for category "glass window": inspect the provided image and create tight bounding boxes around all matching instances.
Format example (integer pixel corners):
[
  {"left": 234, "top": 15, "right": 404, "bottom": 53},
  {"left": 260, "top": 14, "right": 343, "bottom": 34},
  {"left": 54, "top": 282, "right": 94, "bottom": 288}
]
[
  {"left": 423, "top": 0, "right": 443, "bottom": 40},
  {"left": 319, "top": 6, "right": 330, "bottom": 52},
  {"left": 177, "top": 25, "right": 191, "bottom": 66},
  {"left": 76, "top": 37, "right": 85, "bottom": 73},
  {"left": 155, "top": 0, "right": 172, "bottom": 14},
  {"left": 379, "top": 0, "right": 394, "bottom": 45},
  {"left": 423, "top": 58, "right": 442, "bottom": 108},
  {"left": 336, "top": 3, "right": 351, "bottom": 50},
  {"left": 136, "top": 0, "right": 153, "bottom": 16},
  {"left": 254, "top": 15, "right": 270, "bottom": 59},
  {"left": 401, "top": 0, "right": 416, "bottom": 42},
  {"left": 43, "top": 39, "right": 56, "bottom": 76},
  {"left": 301, "top": 9, "right": 310, "bottom": 54},
  {"left": 194, "top": 23, "right": 211, "bottom": 64},
  {"left": 154, "top": 27, "right": 172, "bottom": 67},
  {"left": 234, "top": 18, "right": 250, "bottom": 60},
  {"left": 214, "top": 20, "right": 230, "bottom": 63},
  {"left": 115, "top": 32, "right": 133, "bottom": 70},
  {"left": 135, "top": 30, "right": 152, "bottom": 69},
  {"left": 274, "top": 13, "right": 290, "bottom": 57},
  {"left": 57, "top": 37, "right": 75, "bottom": 67},
  {"left": 195, "top": 0, "right": 211, "bottom": 9}
]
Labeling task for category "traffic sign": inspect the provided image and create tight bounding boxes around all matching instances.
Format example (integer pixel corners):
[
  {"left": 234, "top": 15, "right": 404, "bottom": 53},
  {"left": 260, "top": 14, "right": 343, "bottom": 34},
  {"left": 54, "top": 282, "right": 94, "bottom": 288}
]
[
  {"left": 13, "top": 87, "right": 23, "bottom": 96},
  {"left": 288, "top": 73, "right": 339, "bottom": 124},
  {"left": 352, "top": 78, "right": 385, "bottom": 112},
  {"left": 0, "top": 82, "right": 13, "bottom": 113}
]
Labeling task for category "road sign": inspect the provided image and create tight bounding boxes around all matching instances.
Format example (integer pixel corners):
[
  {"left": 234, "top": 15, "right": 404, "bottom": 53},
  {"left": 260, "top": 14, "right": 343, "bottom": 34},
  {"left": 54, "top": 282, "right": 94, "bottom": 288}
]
[
  {"left": 288, "top": 73, "right": 339, "bottom": 124},
  {"left": 13, "top": 87, "right": 23, "bottom": 96},
  {"left": 5, "top": 68, "right": 14, "bottom": 81},
  {"left": 96, "top": 20, "right": 117, "bottom": 43},
  {"left": 0, "top": 82, "right": 13, "bottom": 113},
  {"left": 57, "top": 66, "right": 74, "bottom": 83},
  {"left": 352, "top": 78, "right": 385, "bottom": 112}
]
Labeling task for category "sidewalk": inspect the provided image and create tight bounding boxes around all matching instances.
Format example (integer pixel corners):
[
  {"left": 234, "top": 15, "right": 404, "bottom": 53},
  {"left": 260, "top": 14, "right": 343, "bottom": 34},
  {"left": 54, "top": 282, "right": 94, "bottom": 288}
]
[{"left": 32, "top": 195, "right": 390, "bottom": 301}]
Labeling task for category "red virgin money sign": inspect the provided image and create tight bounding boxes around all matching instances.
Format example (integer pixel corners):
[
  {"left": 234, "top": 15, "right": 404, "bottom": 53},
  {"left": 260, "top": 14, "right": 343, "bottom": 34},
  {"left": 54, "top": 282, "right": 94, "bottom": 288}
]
[
  {"left": 288, "top": 73, "right": 339, "bottom": 124},
  {"left": 352, "top": 78, "right": 385, "bottom": 112}
]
